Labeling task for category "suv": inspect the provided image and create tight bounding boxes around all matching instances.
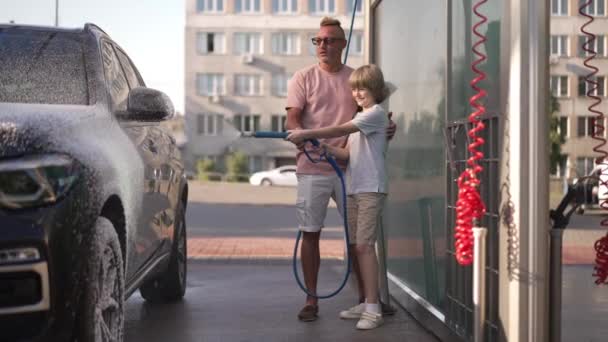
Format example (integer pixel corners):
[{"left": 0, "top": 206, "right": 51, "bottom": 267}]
[{"left": 0, "top": 24, "right": 188, "bottom": 341}]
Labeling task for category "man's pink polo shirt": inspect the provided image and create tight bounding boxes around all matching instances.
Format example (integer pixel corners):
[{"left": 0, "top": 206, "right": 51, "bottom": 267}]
[{"left": 286, "top": 64, "right": 357, "bottom": 175}]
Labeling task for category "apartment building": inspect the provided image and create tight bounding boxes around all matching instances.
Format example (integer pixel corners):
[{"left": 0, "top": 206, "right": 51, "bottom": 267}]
[
  {"left": 550, "top": 0, "right": 608, "bottom": 181},
  {"left": 184, "top": 0, "right": 365, "bottom": 173}
]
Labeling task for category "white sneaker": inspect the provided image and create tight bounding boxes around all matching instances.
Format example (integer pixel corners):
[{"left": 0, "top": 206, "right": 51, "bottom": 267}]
[
  {"left": 356, "top": 311, "right": 384, "bottom": 330},
  {"left": 339, "top": 303, "right": 365, "bottom": 320}
]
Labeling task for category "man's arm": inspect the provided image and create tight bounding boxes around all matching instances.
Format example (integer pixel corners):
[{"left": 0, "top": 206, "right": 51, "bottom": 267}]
[
  {"left": 285, "top": 107, "right": 306, "bottom": 149},
  {"left": 285, "top": 107, "right": 303, "bottom": 130},
  {"left": 387, "top": 111, "right": 396, "bottom": 140}
]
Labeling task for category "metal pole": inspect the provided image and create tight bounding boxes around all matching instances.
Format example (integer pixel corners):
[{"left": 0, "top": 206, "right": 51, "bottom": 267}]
[
  {"left": 473, "top": 227, "right": 488, "bottom": 342},
  {"left": 55, "top": 0, "right": 59, "bottom": 27},
  {"left": 549, "top": 228, "right": 564, "bottom": 342},
  {"left": 376, "top": 218, "right": 392, "bottom": 309}
]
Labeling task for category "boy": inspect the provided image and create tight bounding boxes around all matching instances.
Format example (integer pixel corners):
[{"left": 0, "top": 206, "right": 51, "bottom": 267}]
[{"left": 286, "top": 64, "right": 389, "bottom": 330}]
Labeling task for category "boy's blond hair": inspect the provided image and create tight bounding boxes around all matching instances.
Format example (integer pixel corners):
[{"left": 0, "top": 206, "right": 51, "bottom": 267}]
[
  {"left": 320, "top": 17, "right": 345, "bottom": 39},
  {"left": 349, "top": 64, "right": 388, "bottom": 103}
]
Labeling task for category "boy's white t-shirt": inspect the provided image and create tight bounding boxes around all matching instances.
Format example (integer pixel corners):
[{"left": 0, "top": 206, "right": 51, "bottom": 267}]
[{"left": 347, "top": 104, "right": 389, "bottom": 195}]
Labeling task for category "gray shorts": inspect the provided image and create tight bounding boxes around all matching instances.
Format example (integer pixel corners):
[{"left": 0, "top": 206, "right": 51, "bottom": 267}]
[{"left": 295, "top": 174, "right": 345, "bottom": 232}]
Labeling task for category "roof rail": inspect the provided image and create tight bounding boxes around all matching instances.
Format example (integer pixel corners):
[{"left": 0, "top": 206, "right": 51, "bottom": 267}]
[{"left": 84, "top": 23, "right": 107, "bottom": 35}]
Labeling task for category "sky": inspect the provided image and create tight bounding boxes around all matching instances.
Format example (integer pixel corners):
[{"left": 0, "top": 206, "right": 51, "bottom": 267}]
[{"left": 0, "top": 0, "right": 185, "bottom": 113}]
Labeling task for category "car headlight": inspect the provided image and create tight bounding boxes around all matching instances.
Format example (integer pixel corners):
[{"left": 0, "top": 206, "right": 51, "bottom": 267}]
[{"left": 0, "top": 154, "right": 79, "bottom": 209}]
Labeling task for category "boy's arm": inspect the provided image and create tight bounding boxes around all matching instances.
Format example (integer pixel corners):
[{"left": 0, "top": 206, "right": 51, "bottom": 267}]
[
  {"left": 287, "top": 121, "right": 359, "bottom": 144},
  {"left": 322, "top": 143, "right": 349, "bottom": 161}
]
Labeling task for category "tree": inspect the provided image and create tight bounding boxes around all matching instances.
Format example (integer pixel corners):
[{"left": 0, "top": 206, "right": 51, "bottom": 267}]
[{"left": 549, "top": 93, "right": 565, "bottom": 176}]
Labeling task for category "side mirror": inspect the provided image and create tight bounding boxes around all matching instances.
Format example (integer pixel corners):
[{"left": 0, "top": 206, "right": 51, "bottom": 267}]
[{"left": 122, "top": 87, "right": 174, "bottom": 121}]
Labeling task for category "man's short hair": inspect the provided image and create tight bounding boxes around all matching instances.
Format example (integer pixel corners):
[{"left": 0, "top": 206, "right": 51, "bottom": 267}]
[
  {"left": 320, "top": 17, "right": 345, "bottom": 39},
  {"left": 349, "top": 64, "right": 389, "bottom": 103}
]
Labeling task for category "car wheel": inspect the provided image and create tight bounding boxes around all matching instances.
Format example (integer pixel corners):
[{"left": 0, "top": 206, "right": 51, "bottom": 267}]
[
  {"left": 76, "top": 217, "right": 124, "bottom": 342},
  {"left": 140, "top": 204, "right": 187, "bottom": 303},
  {"left": 261, "top": 178, "right": 272, "bottom": 186}
]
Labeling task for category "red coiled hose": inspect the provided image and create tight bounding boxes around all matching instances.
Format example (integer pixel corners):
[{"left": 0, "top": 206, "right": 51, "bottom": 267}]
[
  {"left": 579, "top": 1, "right": 608, "bottom": 284},
  {"left": 454, "top": 0, "right": 488, "bottom": 266}
]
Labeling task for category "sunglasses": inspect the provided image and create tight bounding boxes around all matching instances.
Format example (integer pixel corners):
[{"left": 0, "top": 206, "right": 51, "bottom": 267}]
[{"left": 311, "top": 37, "right": 345, "bottom": 46}]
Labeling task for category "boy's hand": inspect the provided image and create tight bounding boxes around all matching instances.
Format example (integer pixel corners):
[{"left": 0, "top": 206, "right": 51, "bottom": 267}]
[
  {"left": 387, "top": 112, "right": 397, "bottom": 140},
  {"left": 286, "top": 130, "right": 308, "bottom": 145}
]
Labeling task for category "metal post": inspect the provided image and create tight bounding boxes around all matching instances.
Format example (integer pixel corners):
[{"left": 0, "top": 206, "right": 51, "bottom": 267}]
[
  {"left": 376, "top": 218, "right": 392, "bottom": 308},
  {"left": 55, "top": 0, "right": 59, "bottom": 27},
  {"left": 549, "top": 228, "right": 564, "bottom": 342},
  {"left": 473, "top": 227, "right": 488, "bottom": 342}
]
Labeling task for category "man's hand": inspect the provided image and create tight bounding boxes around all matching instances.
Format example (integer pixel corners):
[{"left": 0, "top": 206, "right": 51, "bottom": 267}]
[
  {"left": 386, "top": 111, "right": 397, "bottom": 140},
  {"left": 286, "top": 130, "right": 309, "bottom": 146}
]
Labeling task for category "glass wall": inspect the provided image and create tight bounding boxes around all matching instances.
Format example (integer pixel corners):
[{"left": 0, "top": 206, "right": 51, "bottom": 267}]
[
  {"left": 374, "top": 0, "right": 448, "bottom": 308},
  {"left": 373, "top": 1, "right": 503, "bottom": 339}
]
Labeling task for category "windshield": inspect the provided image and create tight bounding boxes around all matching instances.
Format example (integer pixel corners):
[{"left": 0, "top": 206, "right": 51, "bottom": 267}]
[{"left": 0, "top": 29, "right": 89, "bottom": 105}]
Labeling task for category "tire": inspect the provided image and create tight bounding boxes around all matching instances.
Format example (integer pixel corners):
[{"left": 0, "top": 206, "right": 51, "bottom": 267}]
[
  {"left": 140, "top": 204, "right": 187, "bottom": 303},
  {"left": 76, "top": 217, "right": 124, "bottom": 342},
  {"left": 261, "top": 178, "right": 272, "bottom": 186}
]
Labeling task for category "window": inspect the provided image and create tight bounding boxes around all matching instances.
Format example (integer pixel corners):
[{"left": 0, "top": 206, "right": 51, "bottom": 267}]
[
  {"left": 580, "top": 0, "right": 605, "bottom": 16},
  {"left": 235, "top": 0, "right": 261, "bottom": 13},
  {"left": 272, "top": 73, "right": 292, "bottom": 97},
  {"left": 347, "top": 32, "right": 364, "bottom": 56},
  {"left": 308, "top": 34, "right": 317, "bottom": 55},
  {"left": 197, "top": 73, "right": 225, "bottom": 96},
  {"left": 578, "top": 76, "right": 606, "bottom": 96},
  {"left": 346, "top": 0, "right": 363, "bottom": 15},
  {"left": 249, "top": 155, "right": 263, "bottom": 173},
  {"left": 578, "top": 116, "right": 608, "bottom": 137},
  {"left": 551, "top": 155, "right": 568, "bottom": 177},
  {"left": 196, "top": 0, "right": 224, "bottom": 13},
  {"left": 551, "top": 75, "right": 569, "bottom": 97},
  {"left": 577, "top": 157, "right": 596, "bottom": 177},
  {"left": 272, "top": 33, "right": 300, "bottom": 55},
  {"left": 551, "top": 0, "right": 568, "bottom": 15},
  {"left": 550, "top": 35, "right": 568, "bottom": 57},
  {"left": 308, "top": 0, "right": 335, "bottom": 14},
  {"left": 271, "top": 115, "right": 287, "bottom": 132},
  {"left": 578, "top": 35, "right": 605, "bottom": 57},
  {"left": 115, "top": 49, "right": 144, "bottom": 89},
  {"left": 101, "top": 41, "right": 129, "bottom": 111},
  {"left": 233, "top": 114, "right": 261, "bottom": 132},
  {"left": 197, "top": 114, "right": 224, "bottom": 135},
  {"left": 273, "top": 0, "right": 298, "bottom": 14},
  {"left": 557, "top": 116, "right": 569, "bottom": 139},
  {"left": 197, "top": 32, "right": 225, "bottom": 54},
  {"left": 234, "top": 33, "right": 263, "bottom": 55},
  {"left": 578, "top": 116, "right": 596, "bottom": 137},
  {"left": 235, "top": 74, "right": 263, "bottom": 96}
]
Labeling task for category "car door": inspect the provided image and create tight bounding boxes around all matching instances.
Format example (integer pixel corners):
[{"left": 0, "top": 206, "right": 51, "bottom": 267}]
[
  {"left": 115, "top": 46, "right": 179, "bottom": 252},
  {"left": 276, "top": 167, "right": 296, "bottom": 186},
  {"left": 101, "top": 40, "right": 164, "bottom": 278}
]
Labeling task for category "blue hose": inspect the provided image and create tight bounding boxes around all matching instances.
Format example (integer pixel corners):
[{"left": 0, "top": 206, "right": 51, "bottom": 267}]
[
  {"left": 247, "top": 131, "right": 351, "bottom": 299},
  {"left": 246, "top": 0, "right": 359, "bottom": 300}
]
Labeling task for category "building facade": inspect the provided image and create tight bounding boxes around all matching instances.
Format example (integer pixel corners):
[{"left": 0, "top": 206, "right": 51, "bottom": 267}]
[
  {"left": 550, "top": 0, "right": 608, "bottom": 181},
  {"left": 184, "top": 0, "right": 365, "bottom": 173}
]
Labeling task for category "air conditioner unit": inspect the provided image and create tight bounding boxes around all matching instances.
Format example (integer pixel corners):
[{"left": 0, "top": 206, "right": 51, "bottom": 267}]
[
  {"left": 242, "top": 54, "right": 254, "bottom": 64},
  {"left": 208, "top": 95, "right": 221, "bottom": 104},
  {"left": 549, "top": 55, "right": 560, "bottom": 65}
]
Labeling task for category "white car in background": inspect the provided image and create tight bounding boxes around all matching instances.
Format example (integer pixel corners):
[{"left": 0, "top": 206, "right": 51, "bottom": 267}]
[{"left": 249, "top": 165, "right": 297, "bottom": 187}]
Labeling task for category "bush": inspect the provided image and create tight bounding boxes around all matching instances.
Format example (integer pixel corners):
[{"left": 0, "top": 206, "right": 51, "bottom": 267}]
[
  {"left": 226, "top": 152, "right": 249, "bottom": 182},
  {"left": 196, "top": 158, "right": 219, "bottom": 181}
]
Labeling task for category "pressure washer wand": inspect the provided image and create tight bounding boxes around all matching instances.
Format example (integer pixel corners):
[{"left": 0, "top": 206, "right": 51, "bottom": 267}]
[{"left": 241, "top": 131, "right": 320, "bottom": 147}]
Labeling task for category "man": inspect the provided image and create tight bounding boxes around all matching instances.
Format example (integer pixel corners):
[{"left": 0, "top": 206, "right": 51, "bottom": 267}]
[{"left": 285, "top": 17, "right": 395, "bottom": 322}]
